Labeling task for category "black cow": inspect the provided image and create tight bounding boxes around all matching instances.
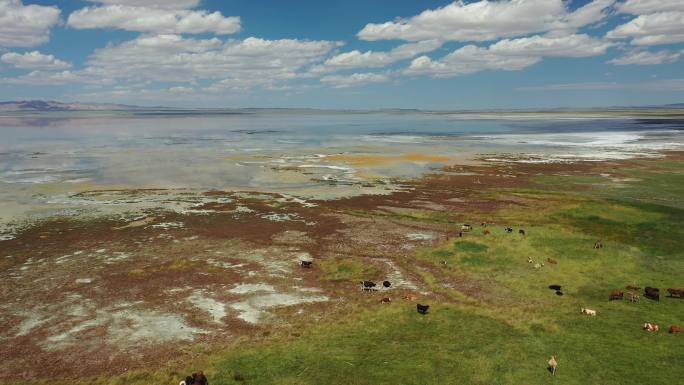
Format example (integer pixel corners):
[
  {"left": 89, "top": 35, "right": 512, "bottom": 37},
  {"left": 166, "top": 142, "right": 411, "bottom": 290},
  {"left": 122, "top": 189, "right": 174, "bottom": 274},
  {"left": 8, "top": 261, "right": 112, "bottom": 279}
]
[
  {"left": 548, "top": 284, "right": 562, "bottom": 291},
  {"left": 300, "top": 260, "right": 313, "bottom": 268},
  {"left": 519, "top": 229, "right": 526, "bottom": 236},
  {"left": 417, "top": 304, "right": 430, "bottom": 314},
  {"left": 361, "top": 281, "right": 377, "bottom": 291},
  {"left": 383, "top": 280, "right": 391, "bottom": 288},
  {"left": 644, "top": 287, "right": 660, "bottom": 301}
]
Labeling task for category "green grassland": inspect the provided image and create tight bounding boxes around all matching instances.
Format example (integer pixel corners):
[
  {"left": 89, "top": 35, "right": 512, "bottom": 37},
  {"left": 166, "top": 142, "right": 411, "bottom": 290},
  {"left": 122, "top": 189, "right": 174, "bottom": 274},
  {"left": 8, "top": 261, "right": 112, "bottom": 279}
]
[{"left": 10, "top": 159, "right": 684, "bottom": 385}]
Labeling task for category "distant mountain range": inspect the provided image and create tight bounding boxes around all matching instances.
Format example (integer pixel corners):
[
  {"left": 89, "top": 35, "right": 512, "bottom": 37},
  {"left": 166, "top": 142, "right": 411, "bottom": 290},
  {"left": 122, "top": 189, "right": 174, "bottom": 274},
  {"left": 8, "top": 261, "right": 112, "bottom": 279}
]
[
  {"left": 0, "top": 100, "right": 145, "bottom": 111},
  {"left": 1, "top": 100, "right": 683, "bottom": 112}
]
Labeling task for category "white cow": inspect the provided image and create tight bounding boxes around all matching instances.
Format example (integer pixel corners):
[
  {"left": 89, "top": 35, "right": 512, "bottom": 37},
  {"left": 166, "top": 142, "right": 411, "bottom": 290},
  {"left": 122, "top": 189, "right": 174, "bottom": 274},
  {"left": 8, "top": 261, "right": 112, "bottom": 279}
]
[{"left": 580, "top": 308, "right": 597, "bottom": 316}]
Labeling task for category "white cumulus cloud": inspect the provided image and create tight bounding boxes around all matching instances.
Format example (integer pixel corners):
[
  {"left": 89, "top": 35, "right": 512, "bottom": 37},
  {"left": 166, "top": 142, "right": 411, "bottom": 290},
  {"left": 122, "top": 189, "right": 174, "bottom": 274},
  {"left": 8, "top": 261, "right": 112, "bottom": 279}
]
[
  {"left": 608, "top": 0, "right": 684, "bottom": 46},
  {"left": 320, "top": 72, "right": 391, "bottom": 88},
  {"left": 1, "top": 51, "right": 71, "bottom": 70},
  {"left": 607, "top": 49, "right": 684, "bottom": 65},
  {"left": 607, "top": 11, "right": 684, "bottom": 45},
  {"left": 489, "top": 34, "right": 613, "bottom": 57},
  {"left": 617, "top": 0, "right": 684, "bottom": 14},
  {"left": 1, "top": 70, "right": 79, "bottom": 85},
  {"left": 312, "top": 40, "right": 442, "bottom": 73},
  {"left": 0, "top": 0, "right": 61, "bottom": 47},
  {"left": 405, "top": 34, "right": 610, "bottom": 78},
  {"left": 406, "top": 46, "right": 540, "bottom": 78},
  {"left": 78, "top": 35, "right": 341, "bottom": 89},
  {"left": 67, "top": 5, "right": 241, "bottom": 35},
  {"left": 87, "top": 0, "right": 200, "bottom": 9},
  {"left": 357, "top": 0, "right": 614, "bottom": 42}
]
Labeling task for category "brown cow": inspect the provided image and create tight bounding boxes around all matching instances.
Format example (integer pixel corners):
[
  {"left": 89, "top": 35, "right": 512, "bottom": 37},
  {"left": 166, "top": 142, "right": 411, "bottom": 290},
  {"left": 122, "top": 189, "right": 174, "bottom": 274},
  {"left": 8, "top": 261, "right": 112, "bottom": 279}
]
[
  {"left": 626, "top": 284, "right": 640, "bottom": 291},
  {"left": 519, "top": 229, "right": 526, "bottom": 236},
  {"left": 667, "top": 288, "right": 684, "bottom": 298},
  {"left": 609, "top": 289, "right": 624, "bottom": 300},
  {"left": 547, "top": 257, "right": 558, "bottom": 264},
  {"left": 190, "top": 371, "right": 208, "bottom": 385},
  {"left": 483, "top": 230, "right": 491, "bottom": 235},
  {"left": 669, "top": 325, "right": 681, "bottom": 334},
  {"left": 380, "top": 297, "right": 391, "bottom": 304},
  {"left": 403, "top": 293, "right": 418, "bottom": 301}
]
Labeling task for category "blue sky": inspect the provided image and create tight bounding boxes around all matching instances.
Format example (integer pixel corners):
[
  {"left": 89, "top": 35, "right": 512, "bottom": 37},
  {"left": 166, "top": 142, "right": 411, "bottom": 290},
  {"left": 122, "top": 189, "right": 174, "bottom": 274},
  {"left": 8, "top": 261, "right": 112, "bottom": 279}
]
[{"left": 1, "top": 0, "right": 683, "bottom": 109}]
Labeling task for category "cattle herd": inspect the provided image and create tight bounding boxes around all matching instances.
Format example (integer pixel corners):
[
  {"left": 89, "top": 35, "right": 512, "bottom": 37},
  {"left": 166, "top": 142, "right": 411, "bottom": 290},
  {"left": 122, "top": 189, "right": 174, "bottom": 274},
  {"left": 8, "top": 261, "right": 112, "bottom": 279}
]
[
  {"left": 300, "top": 221, "right": 680, "bottom": 380},
  {"left": 605, "top": 285, "right": 683, "bottom": 334}
]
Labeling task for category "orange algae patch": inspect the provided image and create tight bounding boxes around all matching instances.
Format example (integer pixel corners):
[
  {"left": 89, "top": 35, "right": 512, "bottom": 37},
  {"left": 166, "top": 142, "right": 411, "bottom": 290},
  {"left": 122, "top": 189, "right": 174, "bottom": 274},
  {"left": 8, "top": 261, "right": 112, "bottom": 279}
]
[
  {"left": 327, "top": 153, "right": 450, "bottom": 166},
  {"left": 400, "top": 153, "right": 450, "bottom": 162}
]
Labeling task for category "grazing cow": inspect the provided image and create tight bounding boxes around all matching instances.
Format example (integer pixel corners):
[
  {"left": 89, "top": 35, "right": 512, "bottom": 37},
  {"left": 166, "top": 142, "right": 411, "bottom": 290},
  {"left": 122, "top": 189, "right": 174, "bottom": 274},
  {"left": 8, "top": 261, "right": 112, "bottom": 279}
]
[
  {"left": 383, "top": 280, "right": 391, "bottom": 288},
  {"left": 380, "top": 297, "right": 391, "bottom": 304},
  {"left": 626, "top": 284, "right": 640, "bottom": 291},
  {"left": 361, "top": 281, "right": 377, "bottom": 291},
  {"left": 481, "top": 222, "right": 488, "bottom": 227},
  {"left": 458, "top": 231, "right": 463, "bottom": 238},
  {"left": 555, "top": 291, "right": 564, "bottom": 296},
  {"left": 547, "top": 257, "right": 558, "bottom": 265},
  {"left": 461, "top": 224, "right": 472, "bottom": 231},
  {"left": 403, "top": 293, "right": 418, "bottom": 301},
  {"left": 594, "top": 240, "right": 603, "bottom": 249},
  {"left": 667, "top": 288, "right": 684, "bottom": 298},
  {"left": 548, "top": 285, "right": 562, "bottom": 291},
  {"left": 629, "top": 293, "right": 640, "bottom": 302},
  {"left": 300, "top": 260, "right": 313, "bottom": 268},
  {"left": 644, "top": 287, "right": 660, "bottom": 301},
  {"left": 580, "top": 308, "right": 597, "bottom": 316},
  {"left": 669, "top": 325, "right": 681, "bottom": 334},
  {"left": 483, "top": 230, "right": 491, "bottom": 235},
  {"left": 191, "top": 371, "right": 208, "bottom": 385},
  {"left": 609, "top": 289, "right": 624, "bottom": 300},
  {"left": 643, "top": 323, "right": 659, "bottom": 332},
  {"left": 519, "top": 229, "right": 526, "bottom": 236},
  {"left": 416, "top": 304, "right": 429, "bottom": 314},
  {"left": 527, "top": 256, "right": 534, "bottom": 263},
  {"left": 505, "top": 227, "right": 513, "bottom": 233},
  {"left": 548, "top": 356, "right": 558, "bottom": 376}
]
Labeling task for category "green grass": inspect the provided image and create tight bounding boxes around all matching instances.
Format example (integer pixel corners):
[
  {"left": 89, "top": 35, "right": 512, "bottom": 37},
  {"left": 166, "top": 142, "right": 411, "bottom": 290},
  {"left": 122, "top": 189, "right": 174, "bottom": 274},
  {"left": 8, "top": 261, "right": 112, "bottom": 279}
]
[
  {"left": 205, "top": 302, "right": 683, "bottom": 385},
  {"left": 319, "top": 258, "right": 381, "bottom": 282},
  {"left": 197, "top": 172, "right": 684, "bottom": 384}
]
